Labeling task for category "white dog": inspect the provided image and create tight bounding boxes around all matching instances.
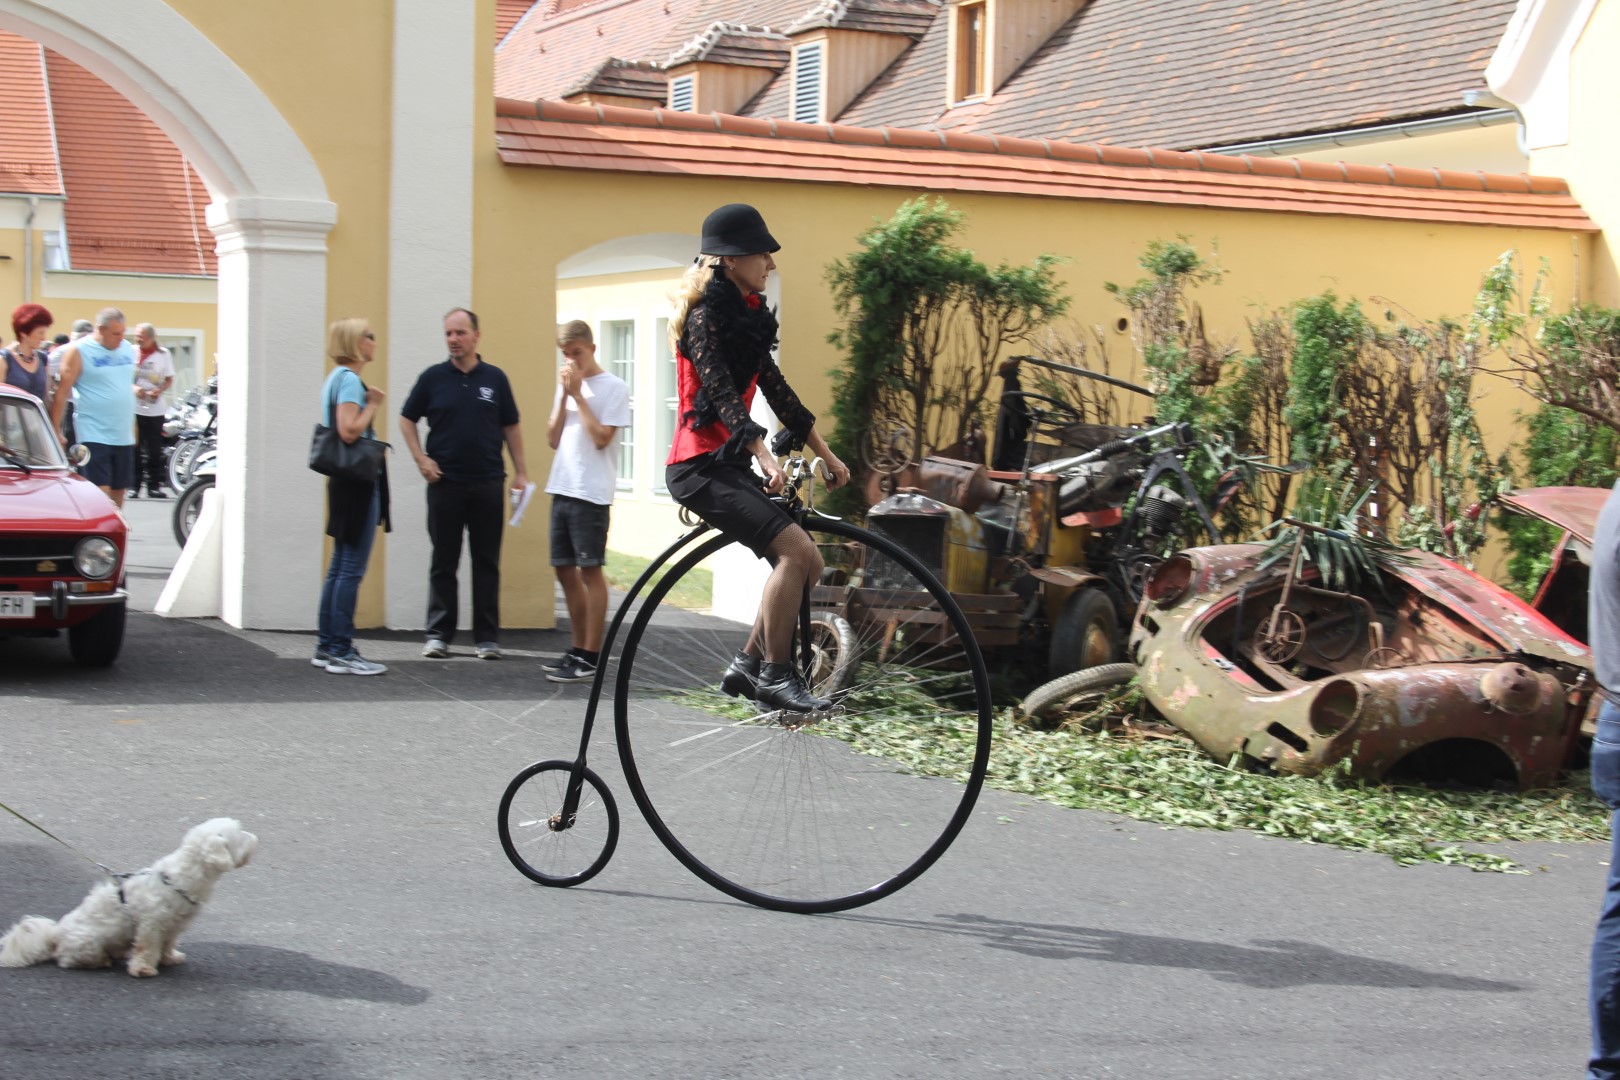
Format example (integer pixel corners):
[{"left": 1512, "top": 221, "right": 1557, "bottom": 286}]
[{"left": 0, "top": 817, "right": 258, "bottom": 977}]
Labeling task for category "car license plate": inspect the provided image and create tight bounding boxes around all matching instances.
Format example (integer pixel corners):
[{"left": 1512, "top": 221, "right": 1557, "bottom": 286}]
[{"left": 0, "top": 592, "right": 34, "bottom": 618}]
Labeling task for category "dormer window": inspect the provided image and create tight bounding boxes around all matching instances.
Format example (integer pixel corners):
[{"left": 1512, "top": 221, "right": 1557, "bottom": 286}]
[
  {"left": 792, "top": 41, "right": 824, "bottom": 123},
  {"left": 668, "top": 73, "right": 695, "bottom": 112},
  {"left": 955, "top": 1, "right": 986, "bottom": 101}
]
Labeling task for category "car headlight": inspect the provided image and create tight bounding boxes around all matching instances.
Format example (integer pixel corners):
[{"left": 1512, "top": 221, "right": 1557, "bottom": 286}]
[
  {"left": 74, "top": 536, "right": 118, "bottom": 579},
  {"left": 1144, "top": 553, "right": 1195, "bottom": 608}
]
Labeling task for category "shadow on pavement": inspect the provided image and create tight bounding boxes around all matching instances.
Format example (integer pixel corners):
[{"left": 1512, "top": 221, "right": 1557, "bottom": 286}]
[{"left": 583, "top": 886, "right": 1521, "bottom": 992}]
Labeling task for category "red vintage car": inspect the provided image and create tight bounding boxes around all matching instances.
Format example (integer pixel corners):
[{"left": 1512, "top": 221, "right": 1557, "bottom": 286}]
[{"left": 0, "top": 381, "right": 127, "bottom": 665}]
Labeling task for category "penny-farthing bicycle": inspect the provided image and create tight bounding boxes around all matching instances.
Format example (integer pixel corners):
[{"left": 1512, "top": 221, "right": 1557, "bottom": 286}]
[{"left": 497, "top": 455, "right": 994, "bottom": 914}]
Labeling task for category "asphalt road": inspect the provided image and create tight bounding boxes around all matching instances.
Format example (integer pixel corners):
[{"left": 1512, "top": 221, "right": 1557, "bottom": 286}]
[{"left": 0, "top": 497, "right": 1604, "bottom": 1078}]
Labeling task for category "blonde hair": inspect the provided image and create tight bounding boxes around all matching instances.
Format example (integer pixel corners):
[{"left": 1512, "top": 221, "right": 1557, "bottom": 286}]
[
  {"left": 668, "top": 256, "right": 723, "bottom": 354},
  {"left": 327, "top": 317, "right": 371, "bottom": 364},
  {"left": 557, "top": 319, "right": 593, "bottom": 349}
]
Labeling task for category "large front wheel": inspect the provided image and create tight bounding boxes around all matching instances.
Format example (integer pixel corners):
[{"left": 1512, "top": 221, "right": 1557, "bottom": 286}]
[{"left": 614, "top": 519, "right": 993, "bottom": 914}]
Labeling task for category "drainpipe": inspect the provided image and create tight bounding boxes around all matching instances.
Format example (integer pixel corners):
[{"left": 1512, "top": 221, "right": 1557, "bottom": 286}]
[{"left": 22, "top": 196, "right": 36, "bottom": 302}]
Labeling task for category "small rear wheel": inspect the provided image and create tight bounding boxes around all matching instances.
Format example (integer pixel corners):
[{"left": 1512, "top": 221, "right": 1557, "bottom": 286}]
[{"left": 498, "top": 760, "right": 619, "bottom": 887}]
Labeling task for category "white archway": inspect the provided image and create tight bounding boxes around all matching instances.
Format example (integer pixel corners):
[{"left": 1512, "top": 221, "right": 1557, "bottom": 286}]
[{"left": 0, "top": 0, "right": 337, "bottom": 628}]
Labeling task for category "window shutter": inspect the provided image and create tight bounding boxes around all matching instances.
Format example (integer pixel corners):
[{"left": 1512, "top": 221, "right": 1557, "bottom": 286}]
[
  {"left": 668, "top": 74, "right": 695, "bottom": 112},
  {"left": 792, "top": 42, "right": 823, "bottom": 123}
]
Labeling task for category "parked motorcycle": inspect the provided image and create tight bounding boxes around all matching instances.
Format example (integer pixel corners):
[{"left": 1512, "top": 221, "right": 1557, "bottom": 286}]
[
  {"left": 163, "top": 376, "right": 216, "bottom": 492},
  {"left": 172, "top": 448, "right": 216, "bottom": 547}
]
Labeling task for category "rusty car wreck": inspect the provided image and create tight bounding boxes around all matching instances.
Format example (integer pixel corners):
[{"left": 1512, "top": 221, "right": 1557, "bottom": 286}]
[{"left": 1127, "top": 537, "right": 1595, "bottom": 789}]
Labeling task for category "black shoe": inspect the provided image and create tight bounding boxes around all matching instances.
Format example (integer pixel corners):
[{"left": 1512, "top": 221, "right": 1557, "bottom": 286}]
[
  {"left": 720, "top": 652, "right": 760, "bottom": 700},
  {"left": 543, "top": 650, "right": 575, "bottom": 672},
  {"left": 546, "top": 654, "right": 597, "bottom": 684},
  {"left": 755, "top": 661, "right": 830, "bottom": 713},
  {"left": 127, "top": 489, "right": 139, "bottom": 499},
  {"left": 147, "top": 488, "right": 167, "bottom": 499}
]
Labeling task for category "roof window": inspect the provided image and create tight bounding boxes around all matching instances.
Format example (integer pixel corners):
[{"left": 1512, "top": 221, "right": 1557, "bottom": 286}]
[
  {"left": 668, "top": 73, "right": 695, "bottom": 112},
  {"left": 954, "top": 2, "right": 986, "bottom": 102},
  {"left": 792, "top": 41, "right": 824, "bottom": 123}
]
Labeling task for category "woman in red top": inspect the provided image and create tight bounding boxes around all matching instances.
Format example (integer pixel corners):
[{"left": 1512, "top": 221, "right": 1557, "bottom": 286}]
[{"left": 664, "top": 204, "right": 851, "bottom": 712}]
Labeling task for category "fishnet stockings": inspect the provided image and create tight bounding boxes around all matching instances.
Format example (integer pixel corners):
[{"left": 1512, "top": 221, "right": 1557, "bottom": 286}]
[{"left": 743, "top": 525, "right": 824, "bottom": 663}]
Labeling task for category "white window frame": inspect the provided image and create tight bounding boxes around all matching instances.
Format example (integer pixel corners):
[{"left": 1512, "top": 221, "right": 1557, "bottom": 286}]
[{"left": 599, "top": 317, "right": 638, "bottom": 490}]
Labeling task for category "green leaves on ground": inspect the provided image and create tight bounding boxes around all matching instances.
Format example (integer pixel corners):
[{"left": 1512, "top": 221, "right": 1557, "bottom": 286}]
[{"left": 827, "top": 695, "right": 1607, "bottom": 873}]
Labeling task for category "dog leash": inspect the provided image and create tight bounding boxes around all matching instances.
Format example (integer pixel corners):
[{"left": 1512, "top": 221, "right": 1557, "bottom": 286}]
[
  {"left": 0, "top": 798, "right": 122, "bottom": 877},
  {"left": 1, "top": 800, "right": 199, "bottom": 906}
]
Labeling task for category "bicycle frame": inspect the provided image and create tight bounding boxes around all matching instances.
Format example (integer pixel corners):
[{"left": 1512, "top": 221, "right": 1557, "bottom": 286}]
[{"left": 553, "top": 457, "right": 835, "bottom": 824}]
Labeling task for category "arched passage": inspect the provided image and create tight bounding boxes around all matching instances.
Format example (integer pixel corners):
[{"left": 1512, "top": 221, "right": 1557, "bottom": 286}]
[{"left": 0, "top": 0, "right": 337, "bottom": 628}]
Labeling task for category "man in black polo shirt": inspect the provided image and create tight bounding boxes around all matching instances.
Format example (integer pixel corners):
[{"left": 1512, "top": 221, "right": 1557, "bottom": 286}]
[{"left": 399, "top": 307, "right": 530, "bottom": 660}]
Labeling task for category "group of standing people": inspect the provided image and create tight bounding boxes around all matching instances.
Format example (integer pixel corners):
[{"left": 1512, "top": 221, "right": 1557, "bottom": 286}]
[
  {"left": 312, "top": 203, "right": 847, "bottom": 713},
  {"left": 1, "top": 304, "right": 177, "bottom": 505}
]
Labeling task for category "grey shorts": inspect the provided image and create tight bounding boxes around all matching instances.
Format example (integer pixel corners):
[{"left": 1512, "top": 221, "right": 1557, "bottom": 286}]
[{"left": 550, "top": 494, "right": 610, "bottom": 567}]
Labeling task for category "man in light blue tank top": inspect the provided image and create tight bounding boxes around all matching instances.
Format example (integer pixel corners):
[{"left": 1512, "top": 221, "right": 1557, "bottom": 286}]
[{"left": 51, "top": 306, "right": 138, "bottom": 505}]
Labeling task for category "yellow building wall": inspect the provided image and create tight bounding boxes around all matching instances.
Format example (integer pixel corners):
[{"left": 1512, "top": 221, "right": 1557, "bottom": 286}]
[
  {"left": 165, "top": 0, "right": 398, "bottom": 626},
  {"left": 480, "top": 169, "right": 1590, "bottom": 561},
  {"left": 1286, "top": 122, "right": 1526, "bottom": 177},
  {"left": 120, "top": 0, "right": 1602, "bottom": 627},
  {"left": 1529, "top": 0, "right": 1620, "bottom": 306}
]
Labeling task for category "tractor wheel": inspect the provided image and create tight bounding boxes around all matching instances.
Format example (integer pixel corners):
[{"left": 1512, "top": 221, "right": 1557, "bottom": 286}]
[{"left": 1047, "top": 587, "right": 1120, "bottom": 679}]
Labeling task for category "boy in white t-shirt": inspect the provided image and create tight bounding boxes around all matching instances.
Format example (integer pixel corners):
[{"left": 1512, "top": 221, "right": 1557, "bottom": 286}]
[{"left": 544, "top": 321, "right": 631, "bottom": 683}]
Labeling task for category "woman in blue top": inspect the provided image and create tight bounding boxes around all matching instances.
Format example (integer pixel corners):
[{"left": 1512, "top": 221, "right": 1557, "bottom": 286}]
[
  {"left": 315, "top": 317, "right": 392, "bottom": 675},
  {"left": 1, "top": 303, "right": 53, "bottom": 407}
]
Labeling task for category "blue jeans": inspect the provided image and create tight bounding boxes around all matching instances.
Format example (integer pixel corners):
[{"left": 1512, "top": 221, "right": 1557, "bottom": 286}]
[
  {"left": 317, "top": 485, "right": 380, "bottom": 657},
  {"left": 1591, "top": 701, "right": 1620, "bottom": 1079}
]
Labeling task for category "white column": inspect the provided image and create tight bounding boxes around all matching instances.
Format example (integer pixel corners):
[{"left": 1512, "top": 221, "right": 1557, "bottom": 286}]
[
  {"left": 385, "top": 0, "right": 476, "bottom": 630},
  {"left": 208, "top": 196, "right": 338, "bottom": 629}
]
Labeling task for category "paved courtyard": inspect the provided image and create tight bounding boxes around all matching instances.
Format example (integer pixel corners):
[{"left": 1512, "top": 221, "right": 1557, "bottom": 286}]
[{"left": 0, "top": 497, "right": 1604, "bottom": 1078}]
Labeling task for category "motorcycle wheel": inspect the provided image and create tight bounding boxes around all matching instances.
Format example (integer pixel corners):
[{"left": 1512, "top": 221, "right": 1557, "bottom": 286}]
[{"left": 174, "top": 477, "right": 215, "bottom": 547}]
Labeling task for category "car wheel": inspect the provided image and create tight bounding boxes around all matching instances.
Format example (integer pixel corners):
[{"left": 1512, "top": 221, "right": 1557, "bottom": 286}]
[
  {"left": 1047, "top": 587, "right": 1120, "bottom": 678},
  {"left": 1021, "top": 663, "right": 1136, "bottom": 725},
  {"left": 68, "top": 601, "right": 126, "bottom": 667}
]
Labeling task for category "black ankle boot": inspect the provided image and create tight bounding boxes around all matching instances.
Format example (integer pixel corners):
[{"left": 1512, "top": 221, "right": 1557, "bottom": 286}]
[
  {"left": 755, "top": 661, "right": 831, "bottom": 713},
  {"left": 720, "top": 651, "right": 760, "bottom": 700}
]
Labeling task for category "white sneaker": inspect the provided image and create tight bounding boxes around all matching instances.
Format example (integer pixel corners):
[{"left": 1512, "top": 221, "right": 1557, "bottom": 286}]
[
  {"left": 325, "top": 652, "right": 387, "bottom": 676},
  {"left": 475, "top": 642, "right": 502, "bottom": 660},
  {"left": 422, "top": 638, "right": 450, "bottom": 659}
]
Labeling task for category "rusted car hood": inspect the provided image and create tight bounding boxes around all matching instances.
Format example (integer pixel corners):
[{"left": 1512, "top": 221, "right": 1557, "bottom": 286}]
[
  {"left": 1383, "top": 549, "right": 1588, "bottom": 665},
  {"left": 1498, "top": 486, "right": 1610, "bottom": 545}
]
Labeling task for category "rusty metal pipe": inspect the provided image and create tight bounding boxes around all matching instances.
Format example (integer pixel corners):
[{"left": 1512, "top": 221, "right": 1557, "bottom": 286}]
[{"left": 1008, "top": 354, "right": 1155, "bottom": 398}]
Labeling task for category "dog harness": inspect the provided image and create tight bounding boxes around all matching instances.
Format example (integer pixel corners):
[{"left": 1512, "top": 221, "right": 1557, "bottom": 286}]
[{"left": 113, "top": 869, "right": 198, "bottom": 907}]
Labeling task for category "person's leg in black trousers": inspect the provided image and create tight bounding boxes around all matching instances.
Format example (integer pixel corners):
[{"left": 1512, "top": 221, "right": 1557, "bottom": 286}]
[
  {"left": 465, "top": 478, "right": 506, "bottom": 645},
  {"left": 425, "top": 482, "right": 471, "bottom": 644},
  {"left": 136, "top": 415, "right": 166, "bottom": 495}
]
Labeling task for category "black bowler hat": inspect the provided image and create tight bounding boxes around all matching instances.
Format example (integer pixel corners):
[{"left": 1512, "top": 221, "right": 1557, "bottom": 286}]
[{"left": 700, "top": 203, "right": 780, "bottom": 256}]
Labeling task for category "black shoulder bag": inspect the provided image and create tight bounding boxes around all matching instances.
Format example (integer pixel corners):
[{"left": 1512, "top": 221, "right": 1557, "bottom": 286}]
[{"left": 309, "top": 370, "right": 389, "bottom": 484}]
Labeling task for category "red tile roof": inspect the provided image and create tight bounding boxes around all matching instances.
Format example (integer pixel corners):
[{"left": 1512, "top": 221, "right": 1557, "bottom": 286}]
[
  {"left": 838, "top": 0, "right": 1520, "bottom": 148},
  {"left": 495, "top": 98, "right": 1595, "bottom": 232},
  {"left": 46, "top": 48, "right": 215, "bottom": 276},
  {"left": 0, "top": 33, "right": 62, "bottom": 196},
  {"left": 497, "top": 0, "right": 1519, "bottom": 151},
  {"left": 496, "top": 0, "right": 535, "bottom": 45},
  {"left": 495, "top": 0, "right": 850, "bottom": 102}
]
